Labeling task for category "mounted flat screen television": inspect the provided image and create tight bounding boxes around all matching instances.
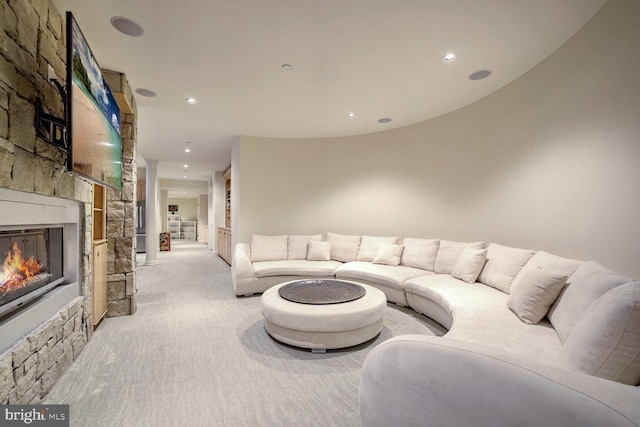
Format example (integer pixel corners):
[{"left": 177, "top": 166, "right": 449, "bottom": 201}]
[{"left": 66, "top": 12, "right": 122, "bottom": 190}]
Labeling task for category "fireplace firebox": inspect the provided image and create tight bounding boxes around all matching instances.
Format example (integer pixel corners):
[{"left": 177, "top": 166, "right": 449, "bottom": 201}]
[
  {"left": 0, "top": 188, "right": 80, "bottom": 354},
  {"left": 0, "top": 227, "right": 65, "bottom": 318}
]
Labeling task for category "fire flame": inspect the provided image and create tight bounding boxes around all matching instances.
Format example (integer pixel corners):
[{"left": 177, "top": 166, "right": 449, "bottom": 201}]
[{"left": 0, "top": 242, "right": 44, "bottom": 293}]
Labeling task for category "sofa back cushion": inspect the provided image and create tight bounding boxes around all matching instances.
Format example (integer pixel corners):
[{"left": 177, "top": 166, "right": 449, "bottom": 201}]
[
  {"left": 517, "top": 251, "right": 583, "bottom": 280},
  {"left": 250, "top": 234, "right": 288, "bottom": 262},
  {"left": 548, "top": 261, "right": 633, "bottom": 343},
  {"left": 477, "top": 243, "right": 535, "bottom": 294},
  {"left": 287, "top": 234, "right": 323, "bottom": 260},
  {"left": 400, "top": 238, "right": 439, "bottom": 271},
  {"left": 357, "top": 235, "right": 399, "bottom": 261},
  {"left": 327, "top": 232, "right": 362, "bottom": 262},
  {"left": 434, "top": 240, "right": 485, "bottom": 275},
  {"left": 561, "top": 281, "right": 640, "bottom": 385}
]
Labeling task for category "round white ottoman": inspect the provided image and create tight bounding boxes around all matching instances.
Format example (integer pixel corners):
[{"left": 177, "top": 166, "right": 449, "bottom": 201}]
[{"left": 260, "top": 280, "right": 386, "bottom": 351}]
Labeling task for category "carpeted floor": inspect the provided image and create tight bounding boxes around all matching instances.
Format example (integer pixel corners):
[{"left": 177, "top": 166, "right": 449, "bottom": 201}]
[{"left": 44, "top": 241, "right": 445, "bottom": 426}]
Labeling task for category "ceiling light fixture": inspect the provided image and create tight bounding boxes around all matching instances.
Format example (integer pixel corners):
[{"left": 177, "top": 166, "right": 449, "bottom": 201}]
[
  {"left": 185, "top": 148, "right": 191, "bottom": 153},
  {"left": 347, "top": 113, "right": 356, "bottom": 118},
  {"left": 442, "top": 52, "right": 457, "bottom": 62},
  {"left": 184, "top": 164, "right": 188, "bottom": 168},
  {"left": 110, "top": 16, "right": 144, "bottom": 37},
  {"left": 469, "top": 69, "right": 492, "bottom": 80},
  {"left": 281, "top": 64, "right": 293, "bottom": 70},
  {"left": 135, "top": 88, "right": 156, "bottom": 97},
  {"left": 185, "top": 97, "right": 197, "bottom": 104}
]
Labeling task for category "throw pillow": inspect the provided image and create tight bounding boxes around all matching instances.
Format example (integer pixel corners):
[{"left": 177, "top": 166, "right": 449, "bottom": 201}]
[
  {"left": 357, "top": 235, "right": 399, "bottom": 262},
  {"left": 507, "top": 268, "right": 568, "bottom": 324},
  {"left": 548, "top": 260, "right": 633, "bottom": 343},
  {"left": 451, "top": 248, "right": 487, "bottom": 284},
  {"left": 287, "top": 234, "right": 323, "bottom": 260},
  {"left": 250, "top": 234, "right": 287, "bottom": 262},
  {"left": 400, "top": 238, "right": 440, "bottom": 271},
  {"left": 434, "top": 240, "right": 486, "bottom": 275},
  {"left": 372, "top": 244, "right": 404, "bottom": 266},
  {"left": 307, "top": 241, "right": 331, "bottom": 261},
  {"left": 326, "top": 232, "right": 362, "bottom": 262},
  {"left": 476, "top": 243, "right": 535, "bottom": 294},
  {"left": 561, "top": 281, "right": 640, "bottom": 385}
]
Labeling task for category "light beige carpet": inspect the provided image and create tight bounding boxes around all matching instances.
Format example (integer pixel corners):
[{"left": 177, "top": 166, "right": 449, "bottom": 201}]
[{"left": 44, "top": 241, "right": 445, "bottom": 426}]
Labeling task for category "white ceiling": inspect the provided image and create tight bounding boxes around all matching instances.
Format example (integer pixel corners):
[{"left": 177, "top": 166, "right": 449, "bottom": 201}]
[{"left": 51, "top": 0, "right": 606, "bottom": 190}]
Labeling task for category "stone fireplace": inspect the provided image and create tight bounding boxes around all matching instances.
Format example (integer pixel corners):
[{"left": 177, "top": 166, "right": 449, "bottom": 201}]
[
  {"left": 0, "top": 0, "right": 138, "bottom": 404},
  {"left": 0, "top": 188, "right": 81, "bottom": 354}
]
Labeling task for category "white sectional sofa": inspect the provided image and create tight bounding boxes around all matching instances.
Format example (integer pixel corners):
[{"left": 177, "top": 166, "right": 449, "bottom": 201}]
[{"left": 232, "top": 233, "right": 640, "bottom": 426}]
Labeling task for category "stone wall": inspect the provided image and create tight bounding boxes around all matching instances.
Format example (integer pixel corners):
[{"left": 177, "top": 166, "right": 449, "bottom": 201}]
[
  {"left": 0, "top": 299, "right": 86, "bottom": 404},
  {"left": 104, "top": 69, "right": 138, "bottom": 317},
  {"left": 0, "top": 0, "right": 136, "bottom": 403}
]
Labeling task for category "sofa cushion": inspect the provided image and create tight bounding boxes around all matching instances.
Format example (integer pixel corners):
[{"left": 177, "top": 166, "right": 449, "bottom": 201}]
[
  {"left": 477, "top": 243, "right": 535, "bottom": 294},
  {"left": 434, "top": 240, "right": 485, "bottom": 275},
  {"left": 561, "top": 282, "right": 640, "bottom": 385},
  {"left": 548, "top": 261, "right": 633, "bottom": 343},
  {"left": 357, "top": 235, "right": 399, "bottom": 261},
  {"left": 446, "top": 306, "right": 564, "bottom": 364},
  {"left": 253, "top": 260, "right": 342, "bottom": 278},
  {"left": 373, "top": 243, "right": 404, "bottom": 266},
  {"left": 327, "top": 232, "right": 361, "bottom": 262},
  {"left": 307, "top": 240, "right": 331, "bottom": 261},
  {"left": 518, "top": 251, "right": 583, "bottom": 279},
  {"left": 336, "top": 261, "right": 433, "bottom": 290},
  {"left": 507, "top": 268, "right": 568, "bottom": 325},
  {"left": 251, "top": 234, "right": 288, "bottom": 262},
  {"left": 404, "top": 274, "right": 507, "bottom": 315},
  {"left": 451, "top": 247, "right": 487, "bottom": 284},
  {"left": 287, "top": 234, "right": 323, "bottom": 260},
  {"left": 306, "top": 241, "right": 331, "bottom": 261},
  {"left": 400, "top": 238, "right": 439, "bottom": 271}
]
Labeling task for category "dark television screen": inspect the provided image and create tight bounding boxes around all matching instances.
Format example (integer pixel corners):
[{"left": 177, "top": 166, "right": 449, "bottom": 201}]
[{"left": 66, "top": 12, "right": 122, "bottom": 190}]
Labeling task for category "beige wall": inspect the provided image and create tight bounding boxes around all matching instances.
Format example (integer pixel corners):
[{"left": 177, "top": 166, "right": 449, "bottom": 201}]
[
  {"left": 235, "top": 0, "right": 640, "bottom": 278},
  {"left": 168, "top": 197, "right": 198, "bottom": 221}
]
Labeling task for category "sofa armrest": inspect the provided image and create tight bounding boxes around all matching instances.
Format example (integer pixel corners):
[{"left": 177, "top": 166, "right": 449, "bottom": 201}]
[
  {"left": 232, "top": 243, "right": 255, "bottom": 295},
  {"left": 360, "top": 335, "right": 640, "bottom": 427}
]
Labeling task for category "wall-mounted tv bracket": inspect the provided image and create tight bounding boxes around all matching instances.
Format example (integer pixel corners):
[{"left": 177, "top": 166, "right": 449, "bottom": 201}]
[{"left": 35, "top": 65, "right": 68, "bottom": 152}]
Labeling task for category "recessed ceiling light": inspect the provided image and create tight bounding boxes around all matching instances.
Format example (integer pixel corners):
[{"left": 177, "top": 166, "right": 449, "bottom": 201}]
[
  {"left": 442, "top": 52, "right": 457, "bottom": 62},
  {"left": 110, "top": 16, "right": 144, "bottom": 37},
  {"left": 347, "top": 113, "right": 356, "bottom": 118},
  {"left": 469, "top": 69, "right": 492, "bottom": 80},
  {"left": 135, "top": 88, "right": 156, "bottom": 97},
  {"left": 183, "top": 176, "right": 187, "bottom": 179},
  {"left": 185, "top": 148, "right": 191, "bottom": 153},
  {"left": 184, "top": 164, "right": 188, "bottom": 168},
  {"left": 185, "top": 97, "right": 197, "bottom": 104},
  {"left": 378, "top": 118, "right": 392, "bottom": 124}
]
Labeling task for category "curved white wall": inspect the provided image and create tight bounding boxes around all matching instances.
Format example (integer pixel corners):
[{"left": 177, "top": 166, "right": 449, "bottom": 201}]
[{"left": 235, "top": 0, "right": 640, "bottom": 278}]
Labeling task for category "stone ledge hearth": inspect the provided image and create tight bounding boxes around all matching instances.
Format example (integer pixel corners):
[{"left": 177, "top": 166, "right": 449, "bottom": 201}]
[{"left": 0, "top": 298, "right": 86, "bottom": 404}]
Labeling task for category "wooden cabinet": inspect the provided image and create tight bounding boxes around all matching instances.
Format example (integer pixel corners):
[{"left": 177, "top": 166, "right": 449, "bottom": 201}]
[
  {"left": 92, "top": 183, "right": 108, "bottom": 328},
  {"left": 217, "top": 227, "right": 232, "bottom": 265},
  {"left": 92, "top": 242, "right": 108, "bottom": 327},
  {"left": 92, "top": 184, "right": 106, "bottom": 241}
]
